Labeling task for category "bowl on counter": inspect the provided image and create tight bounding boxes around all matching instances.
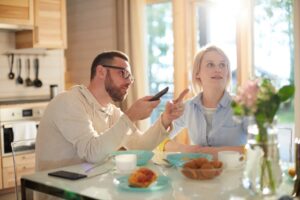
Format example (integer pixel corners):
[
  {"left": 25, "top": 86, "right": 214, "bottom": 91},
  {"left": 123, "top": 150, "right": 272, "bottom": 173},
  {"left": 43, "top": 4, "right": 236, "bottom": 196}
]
[{"left": 178, "top": 158, "right": 223, "bottom": 180}]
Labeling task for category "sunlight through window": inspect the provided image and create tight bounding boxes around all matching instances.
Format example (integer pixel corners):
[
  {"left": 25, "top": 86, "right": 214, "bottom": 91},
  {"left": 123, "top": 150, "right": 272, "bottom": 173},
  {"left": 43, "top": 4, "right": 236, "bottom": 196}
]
[{"left": 195, "top": 0, "right": 240, "bottom": 92}]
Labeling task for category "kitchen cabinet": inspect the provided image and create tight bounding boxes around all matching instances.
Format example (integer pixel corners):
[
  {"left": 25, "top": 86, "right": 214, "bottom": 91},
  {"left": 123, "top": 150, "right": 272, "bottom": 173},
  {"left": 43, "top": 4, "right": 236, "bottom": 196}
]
[
  {"left": 2, "top": 153, "right": 35, "bottom": 188},
  {"left": 16, "top": 0, "right": 67, "bottom": 49},
  {"left": 0, "top": 0, "right": 34, "bottom": 26}
]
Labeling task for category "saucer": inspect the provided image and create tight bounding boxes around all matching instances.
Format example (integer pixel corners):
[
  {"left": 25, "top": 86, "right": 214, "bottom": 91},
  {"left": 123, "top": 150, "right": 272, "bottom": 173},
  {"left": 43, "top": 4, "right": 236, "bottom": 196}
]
[{"left": 114, "top": 168, "right": 136, "bottom": 175}]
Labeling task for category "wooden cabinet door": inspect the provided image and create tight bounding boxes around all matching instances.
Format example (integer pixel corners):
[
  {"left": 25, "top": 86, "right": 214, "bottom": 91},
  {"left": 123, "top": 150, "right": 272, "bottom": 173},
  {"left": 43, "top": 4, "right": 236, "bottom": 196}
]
[
  {"left": 0, "top": 0, "right": 34, "bottom": 26},
  {"left": 16, "top": 0, "right": 67, "bottom": 49},
  {"left": 33, "top": 0, "right": 67, "bottom": 48},
  {"left": 2, "top": 153, "right": 35, "bottom": 189}
]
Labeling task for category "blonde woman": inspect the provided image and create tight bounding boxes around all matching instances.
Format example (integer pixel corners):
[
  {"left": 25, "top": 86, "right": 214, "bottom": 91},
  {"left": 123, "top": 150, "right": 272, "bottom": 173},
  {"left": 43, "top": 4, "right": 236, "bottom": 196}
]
[{"left": 160, "top": 45, "right": 247, "bottom": 158}]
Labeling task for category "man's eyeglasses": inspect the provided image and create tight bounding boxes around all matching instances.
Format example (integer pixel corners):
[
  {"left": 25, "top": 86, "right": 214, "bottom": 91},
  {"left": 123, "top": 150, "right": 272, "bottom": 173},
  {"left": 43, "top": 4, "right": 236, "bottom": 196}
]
[{"left": 101, "top": 64, "right": 134, "bottom": 82}]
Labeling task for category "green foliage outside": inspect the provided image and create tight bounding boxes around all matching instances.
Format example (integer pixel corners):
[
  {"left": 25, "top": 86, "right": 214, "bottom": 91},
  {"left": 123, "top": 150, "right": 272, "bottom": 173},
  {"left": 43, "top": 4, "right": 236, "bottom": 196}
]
[
  {"left": 255, "top": 0, "right": 295, "bottom": 124},
  {"left": 146, "top": 2, "right": 173, "bottom": 123}
]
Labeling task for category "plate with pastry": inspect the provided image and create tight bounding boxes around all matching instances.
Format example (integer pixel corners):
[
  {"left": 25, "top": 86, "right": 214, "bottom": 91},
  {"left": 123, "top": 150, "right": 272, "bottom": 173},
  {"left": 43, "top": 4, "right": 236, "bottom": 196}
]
[{"left": 114, "top": 167, "right": 170, "bottom": 192}]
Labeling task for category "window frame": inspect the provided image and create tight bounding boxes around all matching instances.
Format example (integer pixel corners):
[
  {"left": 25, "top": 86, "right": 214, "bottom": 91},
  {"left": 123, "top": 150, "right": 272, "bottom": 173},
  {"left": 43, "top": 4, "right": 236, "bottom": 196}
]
[{"left": 294, "top": 0, "right": 300, "bottom": 138}]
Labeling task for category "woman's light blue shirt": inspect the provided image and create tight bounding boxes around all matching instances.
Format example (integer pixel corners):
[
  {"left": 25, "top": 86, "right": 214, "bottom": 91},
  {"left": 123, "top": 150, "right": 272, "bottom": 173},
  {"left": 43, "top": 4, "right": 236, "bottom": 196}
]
[{"left": 169, "top": 91, "right": 247, "bottom": 146}]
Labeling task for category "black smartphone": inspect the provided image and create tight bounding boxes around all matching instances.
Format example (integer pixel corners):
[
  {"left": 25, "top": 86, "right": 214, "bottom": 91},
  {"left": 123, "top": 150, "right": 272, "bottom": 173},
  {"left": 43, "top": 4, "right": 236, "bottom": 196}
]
[
  {"left": 149, "top": 87, "right": 169, "bottom": 101},
  {"left": 48, "top": 170, "right": 87, "bottom": 180}
]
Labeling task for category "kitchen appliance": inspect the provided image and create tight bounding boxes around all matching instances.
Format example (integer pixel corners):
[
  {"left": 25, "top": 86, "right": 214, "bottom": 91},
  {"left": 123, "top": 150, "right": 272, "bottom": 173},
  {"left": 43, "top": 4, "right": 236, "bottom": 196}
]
[
  {"left": 0, "top": 102, "right": 47, "bottom": 156},
  {"left": 50, "top": 84, "right": 58, "bottom": 99}
]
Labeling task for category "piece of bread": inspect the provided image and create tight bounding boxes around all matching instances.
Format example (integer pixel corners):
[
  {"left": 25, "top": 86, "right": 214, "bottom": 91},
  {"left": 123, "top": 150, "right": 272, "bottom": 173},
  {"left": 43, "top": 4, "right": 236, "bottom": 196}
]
[{"left": 128, "top": 167, "right": 157, "bottom": 188}]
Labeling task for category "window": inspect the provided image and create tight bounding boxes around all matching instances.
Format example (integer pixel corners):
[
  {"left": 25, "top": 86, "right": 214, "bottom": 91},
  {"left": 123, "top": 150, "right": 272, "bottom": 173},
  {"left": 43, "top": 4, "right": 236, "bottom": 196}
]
[
  {"left": 253, "top": 0, "right": 294, "bottom": 125},
  {"left": 144, "top": 0, "right": 299, "bottom": 142},
  {"left": 146, "top": 1, "right": 173, "bottom": 123},
  {"left": 194, "top": 0, "right": 239, "bottom": 91}
]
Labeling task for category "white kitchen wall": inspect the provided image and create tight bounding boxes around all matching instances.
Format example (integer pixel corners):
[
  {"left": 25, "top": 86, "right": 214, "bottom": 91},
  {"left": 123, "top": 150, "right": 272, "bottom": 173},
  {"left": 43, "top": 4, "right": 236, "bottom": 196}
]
[{"left": 0, "top": 30, "right": 65, "bottom": 100}]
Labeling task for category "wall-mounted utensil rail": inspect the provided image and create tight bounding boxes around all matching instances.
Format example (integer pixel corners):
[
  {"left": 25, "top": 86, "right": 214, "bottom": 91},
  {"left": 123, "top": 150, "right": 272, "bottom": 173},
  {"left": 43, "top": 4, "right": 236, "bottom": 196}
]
[{"left": 4, "top": 49, "right": 46, "bottom": 56}]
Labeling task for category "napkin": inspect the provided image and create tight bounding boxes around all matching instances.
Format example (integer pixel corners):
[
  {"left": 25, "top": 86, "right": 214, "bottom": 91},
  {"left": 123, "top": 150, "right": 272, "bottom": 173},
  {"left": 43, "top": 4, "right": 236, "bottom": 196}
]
[{"left": 244, "top": 145, "right": 264, "bottom": 185}]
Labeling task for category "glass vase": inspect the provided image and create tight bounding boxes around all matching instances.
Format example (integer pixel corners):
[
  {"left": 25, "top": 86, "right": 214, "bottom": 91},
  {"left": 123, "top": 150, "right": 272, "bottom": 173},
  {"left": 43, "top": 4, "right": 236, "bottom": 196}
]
[{"left": 243, "top": 121, "right": 282, "bottom": 196}]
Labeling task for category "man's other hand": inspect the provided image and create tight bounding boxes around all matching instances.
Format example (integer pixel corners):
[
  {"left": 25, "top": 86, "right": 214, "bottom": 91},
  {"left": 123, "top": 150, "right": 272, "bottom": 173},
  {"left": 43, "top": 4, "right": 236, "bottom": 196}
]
[{"left": 162, "top": 89, "right": 189, "bottom": 129}]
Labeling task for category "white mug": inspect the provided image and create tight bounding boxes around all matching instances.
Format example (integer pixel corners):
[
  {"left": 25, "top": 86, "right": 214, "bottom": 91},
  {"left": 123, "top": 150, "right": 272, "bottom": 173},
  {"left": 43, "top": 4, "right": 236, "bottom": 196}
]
[
  {"left": 218, "top": 151, "right": 244, "bottom": 169},
  {"left": 115, "top": 154, "right": 137, "bottom": 172}
]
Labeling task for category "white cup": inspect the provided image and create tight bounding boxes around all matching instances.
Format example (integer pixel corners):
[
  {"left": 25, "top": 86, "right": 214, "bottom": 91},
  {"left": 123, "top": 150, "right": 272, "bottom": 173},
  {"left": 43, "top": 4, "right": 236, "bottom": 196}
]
[
  {"left": 218, "top": 151, "right": 244, "bottom": 169},
  {"left": 115, "top": 154, "right": 137, "bottom": 173}
]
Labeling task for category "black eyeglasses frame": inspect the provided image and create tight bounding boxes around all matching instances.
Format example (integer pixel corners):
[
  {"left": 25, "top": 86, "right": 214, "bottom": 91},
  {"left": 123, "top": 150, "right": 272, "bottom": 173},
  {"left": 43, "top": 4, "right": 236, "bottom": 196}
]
[{"left": 100, "top": 64, "right": 134, "bottom": 82}]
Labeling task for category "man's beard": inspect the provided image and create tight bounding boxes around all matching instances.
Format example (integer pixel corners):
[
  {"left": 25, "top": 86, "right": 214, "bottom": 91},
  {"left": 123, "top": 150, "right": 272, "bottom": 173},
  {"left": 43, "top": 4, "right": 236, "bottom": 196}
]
[{"left": 104, "top": 71, "right": 128, "bottom": 102}]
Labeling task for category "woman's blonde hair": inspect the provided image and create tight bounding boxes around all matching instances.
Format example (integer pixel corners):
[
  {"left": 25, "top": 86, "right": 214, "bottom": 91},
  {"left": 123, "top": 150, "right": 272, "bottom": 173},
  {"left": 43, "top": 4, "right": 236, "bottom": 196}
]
[{"left": 191, "top": 44, "right": 231, "bottom": 94}]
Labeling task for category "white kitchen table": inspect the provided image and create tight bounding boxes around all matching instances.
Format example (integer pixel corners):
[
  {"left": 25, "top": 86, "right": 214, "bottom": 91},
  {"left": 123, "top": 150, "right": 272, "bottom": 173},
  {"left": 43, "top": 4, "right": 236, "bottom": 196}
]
[{"left": 21, "top": 160, "right": 294, "bottom": 200}]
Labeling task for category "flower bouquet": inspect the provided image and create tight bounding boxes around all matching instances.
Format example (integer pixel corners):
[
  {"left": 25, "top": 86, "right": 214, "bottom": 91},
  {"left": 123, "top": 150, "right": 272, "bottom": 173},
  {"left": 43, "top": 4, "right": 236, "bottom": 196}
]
[{"left": 231, "top": 78, "right": 294, "bottom": 195}]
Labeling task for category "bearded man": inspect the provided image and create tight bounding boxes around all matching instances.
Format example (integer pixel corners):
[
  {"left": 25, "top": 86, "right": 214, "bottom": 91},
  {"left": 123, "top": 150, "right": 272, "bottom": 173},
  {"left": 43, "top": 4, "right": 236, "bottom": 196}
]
[{"left": 36, "top": 50, "right": 188, "bottom": 171}]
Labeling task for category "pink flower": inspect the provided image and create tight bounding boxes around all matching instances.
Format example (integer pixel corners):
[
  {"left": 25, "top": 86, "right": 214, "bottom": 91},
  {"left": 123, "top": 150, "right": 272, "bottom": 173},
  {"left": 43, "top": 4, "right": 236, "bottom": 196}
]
[{"left": 234, "top": 79, "right": 259, "bottom": 110}]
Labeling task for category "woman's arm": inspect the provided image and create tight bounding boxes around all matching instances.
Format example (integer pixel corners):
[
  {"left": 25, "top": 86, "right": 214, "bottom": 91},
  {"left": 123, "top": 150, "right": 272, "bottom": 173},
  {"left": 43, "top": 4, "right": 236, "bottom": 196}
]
[
  {"left": 198, "top": 146, "right": 245, "bottom": 160},
  {"left": 164, "top": 140, "right": 202, "bottom": 152}
]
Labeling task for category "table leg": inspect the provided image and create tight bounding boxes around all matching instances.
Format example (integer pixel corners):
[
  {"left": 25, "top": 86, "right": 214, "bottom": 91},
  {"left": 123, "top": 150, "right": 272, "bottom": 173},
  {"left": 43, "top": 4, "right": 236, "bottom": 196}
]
[{"left": 21, "top": 178, "right": 27, "bottom": 200}]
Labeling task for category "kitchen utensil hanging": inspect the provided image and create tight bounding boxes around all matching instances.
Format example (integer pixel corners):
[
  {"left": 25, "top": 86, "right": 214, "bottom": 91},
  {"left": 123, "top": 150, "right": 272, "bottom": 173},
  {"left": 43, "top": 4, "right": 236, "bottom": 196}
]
[
  {"left": 33, "top": 58, "right": 43, "bottom": 87},
  {"left": 8, "top": 54, "right": 15, "bottom": 79},
  {"left": 25, "top": 58, "right": 33, "bottom": 86},
  {"left": 16, "top": 58, "right": 23, "bottom": 84}
]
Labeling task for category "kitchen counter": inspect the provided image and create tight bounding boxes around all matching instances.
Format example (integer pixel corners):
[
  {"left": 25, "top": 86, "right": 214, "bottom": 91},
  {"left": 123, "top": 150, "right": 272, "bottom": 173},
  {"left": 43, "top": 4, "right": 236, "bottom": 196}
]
[{"left": 0, "top": 97, "right": 51, "bottom": 106}]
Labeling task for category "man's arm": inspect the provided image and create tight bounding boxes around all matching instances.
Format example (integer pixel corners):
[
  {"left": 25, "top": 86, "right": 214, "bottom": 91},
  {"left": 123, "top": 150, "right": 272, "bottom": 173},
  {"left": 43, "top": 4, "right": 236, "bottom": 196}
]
[
  {"left": 161, "top": 89, "right": 189, "bottom": 128},
  {"left": 122, "top": 89, "right": 189, "bottom": 150},
  {"left": 52, "top": 95, "right": 135, "bottom": 163}
]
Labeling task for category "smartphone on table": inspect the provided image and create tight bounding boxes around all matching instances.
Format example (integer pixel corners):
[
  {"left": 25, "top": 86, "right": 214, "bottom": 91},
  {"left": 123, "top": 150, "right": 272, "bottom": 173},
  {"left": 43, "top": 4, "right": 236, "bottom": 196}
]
[
  {"left": 149, "top": 87, "right": 169, "bottom": 101},
  {"left": 48, "top": 170, "right": 87, "bottom": 180}
]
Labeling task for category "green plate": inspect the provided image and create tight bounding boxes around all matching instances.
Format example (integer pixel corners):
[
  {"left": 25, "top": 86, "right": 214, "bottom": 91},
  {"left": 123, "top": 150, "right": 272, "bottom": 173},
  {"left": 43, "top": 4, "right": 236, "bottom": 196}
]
[
  {"left": 111, "top": 150, "right": 154, "bottom": 166},
  {"left": 166, "top": 153, "right": 213, "bottom": 167},
  {"left": 114, "top": 175, "right": 170, "bottom": 192}
]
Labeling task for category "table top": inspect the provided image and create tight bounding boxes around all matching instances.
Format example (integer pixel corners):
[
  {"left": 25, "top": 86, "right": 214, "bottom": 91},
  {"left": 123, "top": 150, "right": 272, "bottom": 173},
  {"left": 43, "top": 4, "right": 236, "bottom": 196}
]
[{"left": 21, "top": 159, "right": 294, "bottom": 200}]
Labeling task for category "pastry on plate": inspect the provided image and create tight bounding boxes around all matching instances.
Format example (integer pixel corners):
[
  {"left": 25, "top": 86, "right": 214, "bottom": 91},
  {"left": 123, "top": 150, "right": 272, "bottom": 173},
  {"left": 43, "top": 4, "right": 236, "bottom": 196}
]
[{"left": 128, "top": 167, "right": 157, "bottom": 188}]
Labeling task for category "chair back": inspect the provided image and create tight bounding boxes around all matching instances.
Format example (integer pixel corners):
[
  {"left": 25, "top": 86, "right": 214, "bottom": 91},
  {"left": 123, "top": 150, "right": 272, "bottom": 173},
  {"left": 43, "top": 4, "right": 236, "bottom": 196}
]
[{"left": 11, "top": 138, "right": 36, "bottom": 200}]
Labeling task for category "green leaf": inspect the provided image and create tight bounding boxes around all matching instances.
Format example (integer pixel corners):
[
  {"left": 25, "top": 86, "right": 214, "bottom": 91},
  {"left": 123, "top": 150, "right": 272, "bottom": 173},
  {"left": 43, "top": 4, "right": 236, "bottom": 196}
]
[
  {"left": 278, "top": 85, "right": 295, "bottom": 102},
  {"left": 231, "top": 101, "right": 244, "bottom": 116}
]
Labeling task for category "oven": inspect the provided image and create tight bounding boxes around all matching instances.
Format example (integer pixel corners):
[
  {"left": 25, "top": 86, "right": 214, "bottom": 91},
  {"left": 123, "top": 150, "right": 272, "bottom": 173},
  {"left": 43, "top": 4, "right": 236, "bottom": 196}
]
[{"left": 0, "top": 103, "right": 47, "bottom": 156}]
